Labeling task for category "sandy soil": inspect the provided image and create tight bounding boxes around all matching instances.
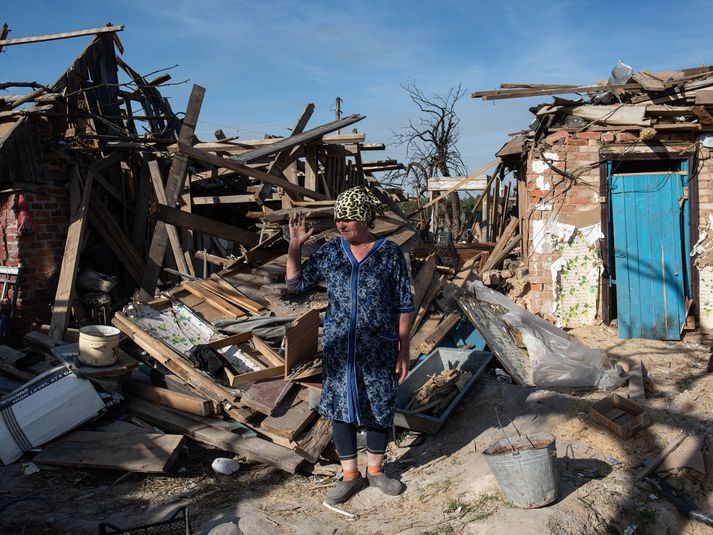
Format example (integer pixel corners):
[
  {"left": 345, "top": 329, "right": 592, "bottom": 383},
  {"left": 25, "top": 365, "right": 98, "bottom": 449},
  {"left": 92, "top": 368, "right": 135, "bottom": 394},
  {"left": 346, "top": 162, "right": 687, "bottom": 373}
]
[{"left": 0, "top": 324, "right": 711, "bottom": 535}]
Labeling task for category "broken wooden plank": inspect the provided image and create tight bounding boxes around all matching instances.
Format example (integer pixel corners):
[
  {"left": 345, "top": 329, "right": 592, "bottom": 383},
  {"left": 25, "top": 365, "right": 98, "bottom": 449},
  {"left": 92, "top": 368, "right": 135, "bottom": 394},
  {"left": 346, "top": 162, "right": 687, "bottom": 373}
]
[
  {"left": 123, "top": 380, "right": 214, "bottom": 416},
  {"left": 34, "top": 430, "right": 184, "bottom": 473},
  {"left": 127, "top": 397, "right": 304, "bottom": 473},
  {"left": 204, "top": 332, "right": 252, "bottom": 350},
  {"left": 636, "top": 432, "right": 689, "bottom": 481},
  {"left": 241, "top": 379, "right": 294, "bottom": 416},
  {"left": 628, "top": 360, "right": 646, "bottom": 400},
  {"left": 252, "top": 336, "right": 285, "bottom": 367},
  {"left": 410, "top": 274, "right": 445, "bottom": 339},
  {"left": 147, "top": 159, "right": 191, "bottom": 276},
  {"left": 294, "top": 417, "right": 332, "bottom": 464},
  {"left": 261, "top": 390, "right": 318, "bottom": 442},
  {"left": 0, "top": 25, "right": 124, "bottom": 47},
  {"left": 226, "top": 365, "right": 284, "bottom": 387},
  {"left": 49, "top": 170, "right": 94, "bottom": 340},
  {"left": 695, "top": 90, "right": 713, "bottom": 105},
  {"left": 480, "top": 217, "right": 519, "bottom": 272},
  {"left": 409, "top": 315, "right": 442, "bottom": 360},
  {"left": 178, "top": 142, "right": 328, "bottom": 200},
  {"left": 284, "top": 309, "right": 320, "bottom": 378},
  {"left": 180, "top": 281, "right": 246, "bottom": 319},
  {"left": 199, "top": 277, "right": 265, "bottom": 314},
  {"left": 471, "top": 83, "right": 642, "bottom": 101},
  {"left": 632, "top": 71, "right": 666, "bottom": 92},
  {"left": 139, "top": 84, "right": 205, "bottom": 301},
  {"left": 192, "top": 194, "right": 263, "bottom": 205},
  {"left": 419, "top": 311, "right": 461, "bottom": 355},
  {"left": 257, "top": 103, "right": 315, "bottom": 202},
  {"left": 156, "top": 205, "right": 260, "bottom": 247},
  {"left": 412, "top": 254, "right": 437, "bottom": 312},
  {"left": 232, "top": 115, "right": 365, "bottom": 163}
]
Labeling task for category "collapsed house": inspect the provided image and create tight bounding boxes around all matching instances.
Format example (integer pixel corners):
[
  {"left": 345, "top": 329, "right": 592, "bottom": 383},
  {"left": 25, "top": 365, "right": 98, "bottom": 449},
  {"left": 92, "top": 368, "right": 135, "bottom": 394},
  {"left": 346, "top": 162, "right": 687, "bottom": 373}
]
[{"left": 473, "top": 64, "right": 713, "bottom": 340}]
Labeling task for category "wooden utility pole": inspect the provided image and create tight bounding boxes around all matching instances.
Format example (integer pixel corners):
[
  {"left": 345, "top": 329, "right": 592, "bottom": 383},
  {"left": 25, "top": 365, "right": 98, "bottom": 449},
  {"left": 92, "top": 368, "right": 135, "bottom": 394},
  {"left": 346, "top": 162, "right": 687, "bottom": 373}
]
[{"left": 336, "top": 96, "right": 342, "bottom": 133}]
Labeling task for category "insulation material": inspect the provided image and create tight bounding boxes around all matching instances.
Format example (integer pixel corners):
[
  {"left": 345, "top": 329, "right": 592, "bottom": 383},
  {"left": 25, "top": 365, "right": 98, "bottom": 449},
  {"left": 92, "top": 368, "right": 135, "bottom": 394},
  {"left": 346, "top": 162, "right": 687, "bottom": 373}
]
[{"left": 551, "top": 223, "right": 603, "bottom": 328}]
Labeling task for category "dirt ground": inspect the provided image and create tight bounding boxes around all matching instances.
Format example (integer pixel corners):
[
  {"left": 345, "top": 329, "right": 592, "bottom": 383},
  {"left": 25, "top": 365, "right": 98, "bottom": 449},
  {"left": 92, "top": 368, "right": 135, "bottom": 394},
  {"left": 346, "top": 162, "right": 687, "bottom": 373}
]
[{"left": 1, "top": 324, "right": 712, "bottom": 535}]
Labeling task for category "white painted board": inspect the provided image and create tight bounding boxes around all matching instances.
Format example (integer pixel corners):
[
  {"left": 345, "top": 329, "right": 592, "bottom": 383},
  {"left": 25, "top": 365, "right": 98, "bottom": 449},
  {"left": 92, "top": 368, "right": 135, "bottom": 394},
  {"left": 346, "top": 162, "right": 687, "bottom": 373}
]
[
  {"left": 427, "top": 176, "right": 488, "bottom": 191},
  {"left": 0, "top": 365, "right": 105, "bottom": 464}
]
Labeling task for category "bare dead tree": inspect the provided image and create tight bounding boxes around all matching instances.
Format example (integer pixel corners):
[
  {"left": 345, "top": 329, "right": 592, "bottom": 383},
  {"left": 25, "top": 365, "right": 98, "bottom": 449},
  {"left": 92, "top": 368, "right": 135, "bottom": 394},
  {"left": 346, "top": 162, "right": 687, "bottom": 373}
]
[{"left": 392, "top": 82, "right": 467, "bottom": 238}]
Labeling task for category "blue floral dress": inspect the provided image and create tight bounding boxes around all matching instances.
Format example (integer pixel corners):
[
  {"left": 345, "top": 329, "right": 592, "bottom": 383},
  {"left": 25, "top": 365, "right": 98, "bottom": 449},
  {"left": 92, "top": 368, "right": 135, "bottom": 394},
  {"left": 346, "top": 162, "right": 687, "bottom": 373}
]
[{"left": 288, "top": 237, "right": 415, "bottom": 428}]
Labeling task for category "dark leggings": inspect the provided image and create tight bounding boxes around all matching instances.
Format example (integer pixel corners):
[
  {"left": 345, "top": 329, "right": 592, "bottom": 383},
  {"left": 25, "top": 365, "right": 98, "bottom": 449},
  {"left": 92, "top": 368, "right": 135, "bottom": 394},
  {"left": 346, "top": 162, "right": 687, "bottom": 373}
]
[{"left": 332, "top": 420, "right": 389, "bottom": 460}]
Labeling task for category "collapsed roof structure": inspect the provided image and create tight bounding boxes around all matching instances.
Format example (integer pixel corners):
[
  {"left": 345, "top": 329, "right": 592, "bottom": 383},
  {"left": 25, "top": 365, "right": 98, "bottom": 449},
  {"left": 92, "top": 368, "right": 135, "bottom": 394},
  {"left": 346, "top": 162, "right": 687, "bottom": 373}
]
[{"left": 472, "top": 63, "right": 713, "bottom": 340}]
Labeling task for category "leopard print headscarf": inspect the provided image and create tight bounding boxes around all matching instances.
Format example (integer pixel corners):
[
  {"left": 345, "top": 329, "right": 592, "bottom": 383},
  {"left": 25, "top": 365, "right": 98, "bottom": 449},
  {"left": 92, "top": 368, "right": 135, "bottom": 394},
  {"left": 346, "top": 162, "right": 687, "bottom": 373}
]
[{"left": 333, "top": 186, "right": 387, "bottom": 225}]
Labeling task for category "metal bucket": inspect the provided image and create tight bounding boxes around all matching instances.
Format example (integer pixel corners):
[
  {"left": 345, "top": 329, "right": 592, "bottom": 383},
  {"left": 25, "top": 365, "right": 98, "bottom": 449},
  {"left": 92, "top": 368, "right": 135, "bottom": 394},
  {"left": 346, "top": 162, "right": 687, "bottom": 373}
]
[
  {"left": 483, "top": 432, "right": 558, "bottom": 508},
  {"left": 78, "top": 325, "right": 120, "bottom": 367}
]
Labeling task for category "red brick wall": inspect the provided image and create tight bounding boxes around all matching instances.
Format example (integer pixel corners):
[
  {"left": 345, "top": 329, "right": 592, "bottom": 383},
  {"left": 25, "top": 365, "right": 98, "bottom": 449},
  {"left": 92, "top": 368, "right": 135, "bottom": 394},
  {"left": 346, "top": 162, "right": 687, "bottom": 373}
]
[
  {"left": 524, "top": 130, "right": 699, "bottom": 322},
  {"left": 0, "top": 186, "right": 70, "bottom": 335}
]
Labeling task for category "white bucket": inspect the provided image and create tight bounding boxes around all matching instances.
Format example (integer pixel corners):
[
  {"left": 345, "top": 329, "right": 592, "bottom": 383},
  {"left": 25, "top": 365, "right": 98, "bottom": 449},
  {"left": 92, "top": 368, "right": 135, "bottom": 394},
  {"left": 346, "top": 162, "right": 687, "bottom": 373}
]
[{"left": 78, "top": 325, "right": 120, "bottom": 366}]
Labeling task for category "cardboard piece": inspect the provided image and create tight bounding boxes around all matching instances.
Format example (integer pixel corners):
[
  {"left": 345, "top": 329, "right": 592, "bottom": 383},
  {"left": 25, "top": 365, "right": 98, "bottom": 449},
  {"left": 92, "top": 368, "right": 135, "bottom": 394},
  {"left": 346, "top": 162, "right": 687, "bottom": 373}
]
[{"left": 0, "top": 365, "right": 105, "bottom": 464}]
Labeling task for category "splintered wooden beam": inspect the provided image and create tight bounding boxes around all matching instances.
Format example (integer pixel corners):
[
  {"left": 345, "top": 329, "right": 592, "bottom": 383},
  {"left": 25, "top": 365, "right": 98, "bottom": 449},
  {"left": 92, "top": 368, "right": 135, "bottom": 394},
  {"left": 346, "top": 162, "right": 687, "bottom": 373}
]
[
  {"left": 180, "top": 281, "right": 247, "bottom": 319},
  {"left": 147, "top": 160, "right": 190, "bottom": 276},
  {"left": 481, "top": 217, "right": 520, "bottom": 272},
  {"left": 0, "top": 24, "right": 124, "bottom": 47},
  {"left": 156, "top": 204, "right": 260, "bottom": 247},
  {"left": 232, "top": 114, "right": 365, "bottom": 163},
  {"left": 178, "top": 142, "right": 328, "bottom": 200},
  {"left": 257, "top": 102, "right": 316, "bottom": 202},
  {"left": 127, "top": 397, "right": 304, "bottom": 473},
  {"left": 123, "top": 380, "right": 215, "bottom": 416},
  {"left": 49, "top": 169, "right": 94, "bottom": 340},
  {"left": 139, "top": 84, "right": 205, "bottom": 301},
  {"left": 471, "top": 83, "right": 642, "bottom": 101}
]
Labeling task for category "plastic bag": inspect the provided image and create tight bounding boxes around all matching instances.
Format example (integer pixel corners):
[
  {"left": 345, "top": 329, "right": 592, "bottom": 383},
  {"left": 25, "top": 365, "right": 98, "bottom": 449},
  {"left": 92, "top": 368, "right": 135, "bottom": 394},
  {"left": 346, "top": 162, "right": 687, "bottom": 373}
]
[{"left": 465, "top": 281, "right": 627, "bottom": 390}]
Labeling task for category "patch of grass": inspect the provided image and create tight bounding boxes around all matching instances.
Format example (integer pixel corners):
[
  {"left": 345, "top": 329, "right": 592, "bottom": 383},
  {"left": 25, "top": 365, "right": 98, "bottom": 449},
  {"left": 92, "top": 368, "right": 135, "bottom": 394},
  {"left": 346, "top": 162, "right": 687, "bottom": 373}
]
[
  {"left": 418, "top": 479, "right": 452, "bottom": 503},
  {"left": 444, "top": 498, "right": 468, "bottom": 514},
  {"left": 462, "top": 493, "right": 505, "bottom": 523}
]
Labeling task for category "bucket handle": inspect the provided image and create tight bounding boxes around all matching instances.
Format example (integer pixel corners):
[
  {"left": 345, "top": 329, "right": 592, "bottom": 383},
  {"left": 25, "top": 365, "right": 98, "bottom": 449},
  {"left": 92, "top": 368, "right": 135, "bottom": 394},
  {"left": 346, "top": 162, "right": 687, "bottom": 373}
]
[{"left": 495, "top": 408, "right": 536, "bottom": 453}]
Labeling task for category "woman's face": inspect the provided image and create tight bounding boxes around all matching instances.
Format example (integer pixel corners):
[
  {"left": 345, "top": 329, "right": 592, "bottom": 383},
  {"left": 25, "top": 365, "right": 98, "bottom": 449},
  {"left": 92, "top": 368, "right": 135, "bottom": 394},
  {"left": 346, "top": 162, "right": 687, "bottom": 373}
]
[{"left": 336, "top": 219, "right": 369, "bottom": 242}]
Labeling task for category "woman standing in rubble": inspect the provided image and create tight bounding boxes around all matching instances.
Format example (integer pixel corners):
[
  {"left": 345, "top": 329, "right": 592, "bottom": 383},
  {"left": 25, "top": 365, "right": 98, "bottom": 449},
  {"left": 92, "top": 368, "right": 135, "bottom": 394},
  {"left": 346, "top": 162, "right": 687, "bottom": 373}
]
[{"left": 286, "top": 186, "right": 415, "bottom": 505}]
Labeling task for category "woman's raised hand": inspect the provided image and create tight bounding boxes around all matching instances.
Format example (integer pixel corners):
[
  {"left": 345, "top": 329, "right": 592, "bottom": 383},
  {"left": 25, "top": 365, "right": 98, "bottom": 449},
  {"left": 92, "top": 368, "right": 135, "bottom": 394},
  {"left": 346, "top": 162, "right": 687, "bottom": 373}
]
[{"left": 288, "top": 211, "right": 314, "bottom": 246}]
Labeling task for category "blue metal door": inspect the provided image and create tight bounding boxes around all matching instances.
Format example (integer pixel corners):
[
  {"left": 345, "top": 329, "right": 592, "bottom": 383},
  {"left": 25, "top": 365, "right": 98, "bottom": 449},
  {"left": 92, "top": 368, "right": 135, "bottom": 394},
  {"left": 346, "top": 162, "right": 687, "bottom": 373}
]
[{"left": 609, "top": 167, "right": 689, "bottom": 340}]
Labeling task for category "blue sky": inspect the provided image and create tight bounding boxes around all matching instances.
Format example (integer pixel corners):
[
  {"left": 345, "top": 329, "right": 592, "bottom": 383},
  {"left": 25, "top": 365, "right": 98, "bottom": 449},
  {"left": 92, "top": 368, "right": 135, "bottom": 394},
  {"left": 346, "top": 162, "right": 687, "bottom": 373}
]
[{"left": 3, "top": 1, "right": 713, "bottom": 175}]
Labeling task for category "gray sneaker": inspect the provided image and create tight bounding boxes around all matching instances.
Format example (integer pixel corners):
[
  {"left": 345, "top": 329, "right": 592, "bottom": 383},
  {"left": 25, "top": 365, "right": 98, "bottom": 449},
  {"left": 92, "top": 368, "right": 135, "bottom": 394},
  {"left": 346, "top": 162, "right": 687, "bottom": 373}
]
[
  {"left": 367, "top": 472, "right": 405, "bottom": 496},
  {"left": 324, "top": 476, "right": 368, "bottom": 505}
]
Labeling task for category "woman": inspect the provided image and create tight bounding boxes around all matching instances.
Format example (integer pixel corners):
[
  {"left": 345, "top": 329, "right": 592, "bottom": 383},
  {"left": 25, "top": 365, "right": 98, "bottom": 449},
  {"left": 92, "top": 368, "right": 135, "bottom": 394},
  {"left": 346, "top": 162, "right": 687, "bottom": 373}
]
[{"left": 286, "top": 186, "right": 414, "bottom": 505}]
